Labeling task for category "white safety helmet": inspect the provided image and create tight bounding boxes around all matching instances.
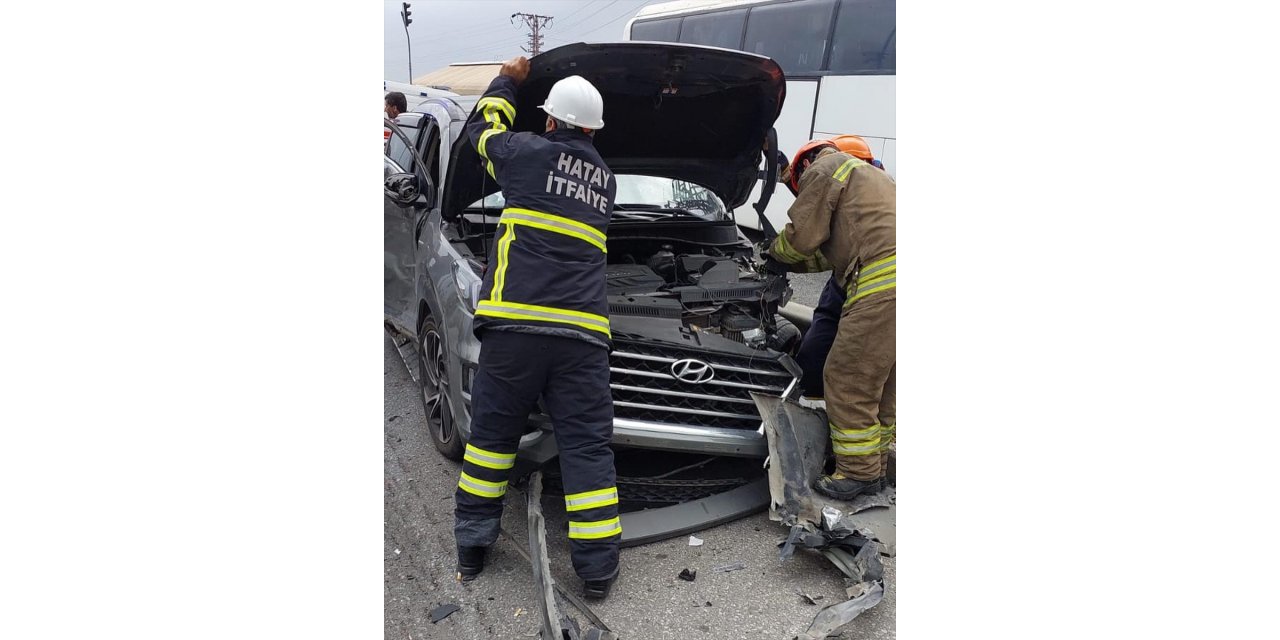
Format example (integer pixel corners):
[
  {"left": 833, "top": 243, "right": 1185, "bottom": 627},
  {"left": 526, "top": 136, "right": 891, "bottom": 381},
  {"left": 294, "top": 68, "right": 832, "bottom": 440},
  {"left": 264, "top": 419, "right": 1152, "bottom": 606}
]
[{"left": 539, "top": 75, "right": 605, "bottom": 130}]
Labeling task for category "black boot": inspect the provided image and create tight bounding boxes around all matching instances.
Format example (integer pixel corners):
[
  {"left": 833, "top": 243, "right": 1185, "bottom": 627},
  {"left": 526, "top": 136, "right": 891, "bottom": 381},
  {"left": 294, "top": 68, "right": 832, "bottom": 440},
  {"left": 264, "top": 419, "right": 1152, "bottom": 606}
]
[
  {"left": 456, "top": 545, "right": 488, "bottom": 581},
  {"left": 582, "top": 567, "right": 619, "bottom": 600},
  {"left": 814, "top": 473, "right": 882, "bottom": 501}
]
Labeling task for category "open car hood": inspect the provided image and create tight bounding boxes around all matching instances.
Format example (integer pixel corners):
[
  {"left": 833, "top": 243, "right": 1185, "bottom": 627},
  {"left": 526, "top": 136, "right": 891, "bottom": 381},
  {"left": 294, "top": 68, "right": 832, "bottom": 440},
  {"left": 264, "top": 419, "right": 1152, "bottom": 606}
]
[{"left": 443, "top": 42, "right": 785, "bottom": 219}]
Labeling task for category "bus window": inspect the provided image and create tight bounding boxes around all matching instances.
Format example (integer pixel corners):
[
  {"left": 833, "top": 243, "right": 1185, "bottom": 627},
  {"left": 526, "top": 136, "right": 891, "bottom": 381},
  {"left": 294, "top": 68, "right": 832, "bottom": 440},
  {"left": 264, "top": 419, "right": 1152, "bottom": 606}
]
[
  {"left": 743, "top": 0, "right": 838, "bottom": 74},
  {"left": 828, "top": 0, "right": 896, "bottom": 74},
  {"left": 630, "top": 17, "right": 681, "bottom": 42},
  {"left": 678, "top": 9, "right": 748, "bottom": 50}
]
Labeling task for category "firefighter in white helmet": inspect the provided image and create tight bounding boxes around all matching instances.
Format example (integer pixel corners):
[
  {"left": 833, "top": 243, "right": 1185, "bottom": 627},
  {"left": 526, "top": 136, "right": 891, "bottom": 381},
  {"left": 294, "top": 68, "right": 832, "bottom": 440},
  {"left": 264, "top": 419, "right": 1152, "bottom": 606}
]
[{"left": 453, "top": 56, "right": 622, "bottom": 601}]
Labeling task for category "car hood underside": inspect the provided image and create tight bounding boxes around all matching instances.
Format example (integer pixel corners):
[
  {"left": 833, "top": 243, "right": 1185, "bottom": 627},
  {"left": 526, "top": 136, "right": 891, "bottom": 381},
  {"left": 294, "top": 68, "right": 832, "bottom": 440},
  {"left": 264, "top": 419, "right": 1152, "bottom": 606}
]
[{"left": 443, "top": 42, "right": 786, "bottom": 218}]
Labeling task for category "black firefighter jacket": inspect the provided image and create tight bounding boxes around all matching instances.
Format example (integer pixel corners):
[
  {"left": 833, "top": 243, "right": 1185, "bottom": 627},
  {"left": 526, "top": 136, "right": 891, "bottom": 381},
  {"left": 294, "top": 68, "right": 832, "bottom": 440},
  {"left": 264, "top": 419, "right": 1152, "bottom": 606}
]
[{"left": 466, "top": 75, "right": 617, "bottom": 349}]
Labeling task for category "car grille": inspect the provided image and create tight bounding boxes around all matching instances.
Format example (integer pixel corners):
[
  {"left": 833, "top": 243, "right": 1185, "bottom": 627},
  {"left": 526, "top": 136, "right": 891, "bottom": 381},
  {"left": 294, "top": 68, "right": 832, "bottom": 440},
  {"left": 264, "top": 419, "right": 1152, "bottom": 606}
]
[{"left": 609, "top": 340, "right": 794, "bottom": 430}]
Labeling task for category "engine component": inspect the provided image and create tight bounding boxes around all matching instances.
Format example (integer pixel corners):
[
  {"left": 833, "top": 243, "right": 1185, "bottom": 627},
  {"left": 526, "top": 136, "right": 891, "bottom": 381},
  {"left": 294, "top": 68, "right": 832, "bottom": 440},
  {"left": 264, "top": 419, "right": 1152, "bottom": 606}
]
[
  {"left": 605, "top": 264, "right": 666, "bottom": 294},
  {"left": 646, "top": 245, "right": 677, "bottom": 283},
  {"left": 769, "top": 317, "right": 802, "bottom": 353}
]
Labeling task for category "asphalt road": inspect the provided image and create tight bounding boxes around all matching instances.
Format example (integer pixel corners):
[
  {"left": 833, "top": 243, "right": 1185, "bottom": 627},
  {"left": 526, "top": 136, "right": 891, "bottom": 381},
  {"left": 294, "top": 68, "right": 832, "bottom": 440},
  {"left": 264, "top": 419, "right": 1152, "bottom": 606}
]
[{"left": 384, "top": 275, "right": 894, "bottom": 639}]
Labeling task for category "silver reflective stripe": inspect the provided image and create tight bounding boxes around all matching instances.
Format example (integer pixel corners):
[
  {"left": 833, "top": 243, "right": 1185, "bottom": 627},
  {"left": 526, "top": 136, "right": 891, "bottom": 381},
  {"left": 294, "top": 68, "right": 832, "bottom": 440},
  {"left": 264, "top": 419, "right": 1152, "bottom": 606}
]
[
  {"left": 851, "top": 277, "right": 895, "bottom": 300},
  {"left": 833, "top": 441, "right": 881, "bottom": 455},
  {"left": 831, "top": 426, "right": 880, "bottom": 442},
  {"left": 564, "top": 489, "right": 618, "bottom": 511},
  {"left": 477, "top": 302, "right": 610, "bottom": 331},
  {"left": 857, "top": 258, "right": 896, "bottom": 283},
  {"left": 501, "top": 211, "right": 605, "bottom": 243},
  {"left": 464, "top": 447, "right": 514, "bottom": 469},
  {"left": 569, "top": 520, "right": 622, "bottom": 535},
  {"left": 459, "top": 473, "right": 506, "bottom": 497}
]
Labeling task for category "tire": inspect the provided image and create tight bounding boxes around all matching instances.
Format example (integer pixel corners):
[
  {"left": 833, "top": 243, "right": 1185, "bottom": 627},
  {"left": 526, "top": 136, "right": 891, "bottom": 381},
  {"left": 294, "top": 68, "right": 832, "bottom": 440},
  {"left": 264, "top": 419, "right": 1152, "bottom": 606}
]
[{"left": 419, "top": 314, "right": 464, "bottom": 460}]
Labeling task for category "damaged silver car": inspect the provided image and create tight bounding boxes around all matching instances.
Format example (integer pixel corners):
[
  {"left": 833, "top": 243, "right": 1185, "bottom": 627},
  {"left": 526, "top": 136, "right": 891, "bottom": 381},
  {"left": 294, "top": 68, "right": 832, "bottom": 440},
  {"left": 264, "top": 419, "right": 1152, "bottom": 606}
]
[{"left": 384, "top": 43, "right": 796, "bottom": 527}]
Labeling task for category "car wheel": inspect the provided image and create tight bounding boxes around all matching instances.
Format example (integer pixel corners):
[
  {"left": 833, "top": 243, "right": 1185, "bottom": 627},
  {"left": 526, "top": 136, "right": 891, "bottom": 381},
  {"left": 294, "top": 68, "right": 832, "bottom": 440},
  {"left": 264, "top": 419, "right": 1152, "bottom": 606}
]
[{"left": 419, "top": 315, "right": 464, "bottom": 460}]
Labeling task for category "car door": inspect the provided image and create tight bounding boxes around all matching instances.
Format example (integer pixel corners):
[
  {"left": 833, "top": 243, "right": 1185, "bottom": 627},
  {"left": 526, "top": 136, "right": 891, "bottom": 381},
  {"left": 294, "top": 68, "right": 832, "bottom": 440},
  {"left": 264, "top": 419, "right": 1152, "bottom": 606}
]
[
  {"left": 385, "top": 116, "right": 422, "bottom": 329},
  {"left": 385, "top": 114, "right": 444, "bottom": 332}
]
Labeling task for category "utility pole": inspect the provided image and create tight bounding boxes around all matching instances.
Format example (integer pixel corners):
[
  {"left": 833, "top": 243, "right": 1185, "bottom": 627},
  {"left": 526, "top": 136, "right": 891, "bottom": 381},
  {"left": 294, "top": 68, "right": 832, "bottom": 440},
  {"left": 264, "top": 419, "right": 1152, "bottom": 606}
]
[
  {"left": 401, "top": 2, "right": 413, "bottom": 83},
  {"left": 511, "top": 12, "right": 553, "bottom": 57}
]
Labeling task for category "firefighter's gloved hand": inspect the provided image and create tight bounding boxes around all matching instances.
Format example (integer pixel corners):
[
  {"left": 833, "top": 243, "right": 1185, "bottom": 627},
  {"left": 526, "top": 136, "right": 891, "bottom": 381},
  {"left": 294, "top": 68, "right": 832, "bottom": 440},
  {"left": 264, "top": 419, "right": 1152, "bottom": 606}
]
[
  {"left": 500, "top": 56, "right": 531, "bottom": 85},
  {"left": 756, "top": 255, "right": 789, "bottom": 276}
]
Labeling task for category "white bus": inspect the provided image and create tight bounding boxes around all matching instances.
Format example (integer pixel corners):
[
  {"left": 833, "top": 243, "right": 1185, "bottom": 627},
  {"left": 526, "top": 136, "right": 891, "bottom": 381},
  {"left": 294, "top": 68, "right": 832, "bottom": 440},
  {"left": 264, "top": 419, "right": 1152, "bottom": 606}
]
[{"left": 623, "top": 0, "right": 895, "bottom": 231}]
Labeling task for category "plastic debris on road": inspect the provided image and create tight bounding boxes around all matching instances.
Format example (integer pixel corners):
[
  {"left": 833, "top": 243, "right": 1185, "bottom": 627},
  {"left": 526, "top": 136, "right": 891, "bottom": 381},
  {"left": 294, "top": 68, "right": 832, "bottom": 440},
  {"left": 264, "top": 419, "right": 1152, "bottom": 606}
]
[
  {"left": 688, "top": 535, "right": 703, "bottom": 546},
  {"left": 429, "top": 603, "right": 460, "bottom": 623}
]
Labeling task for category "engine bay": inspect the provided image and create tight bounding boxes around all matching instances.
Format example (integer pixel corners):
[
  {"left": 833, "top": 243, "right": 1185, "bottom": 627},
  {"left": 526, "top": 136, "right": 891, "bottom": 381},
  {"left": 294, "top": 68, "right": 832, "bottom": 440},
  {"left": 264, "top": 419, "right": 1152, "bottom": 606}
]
[
  {"left": 451, "top": 215, "right": 798, "bottom": 352},
  {"left": 603, "top": 238, "right": 797, "bottom": 352}
]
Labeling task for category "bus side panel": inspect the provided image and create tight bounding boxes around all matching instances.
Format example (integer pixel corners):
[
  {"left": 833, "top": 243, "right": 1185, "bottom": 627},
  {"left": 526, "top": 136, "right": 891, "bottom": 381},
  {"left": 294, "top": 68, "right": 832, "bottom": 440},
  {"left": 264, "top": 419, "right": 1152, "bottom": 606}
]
[
  {"left": 811, "top": 75, "right": 896, "bottom": 141},
  {"left": 736, "top": 79, "right": 819, "bottom": 232}
]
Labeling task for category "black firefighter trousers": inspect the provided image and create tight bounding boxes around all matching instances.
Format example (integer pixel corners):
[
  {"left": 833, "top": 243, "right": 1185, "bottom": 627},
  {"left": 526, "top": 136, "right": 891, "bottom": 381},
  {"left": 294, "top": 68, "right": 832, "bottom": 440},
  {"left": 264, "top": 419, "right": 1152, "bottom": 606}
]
[{"left": 453, "top": 329, "right": 619, "bottom": 581}]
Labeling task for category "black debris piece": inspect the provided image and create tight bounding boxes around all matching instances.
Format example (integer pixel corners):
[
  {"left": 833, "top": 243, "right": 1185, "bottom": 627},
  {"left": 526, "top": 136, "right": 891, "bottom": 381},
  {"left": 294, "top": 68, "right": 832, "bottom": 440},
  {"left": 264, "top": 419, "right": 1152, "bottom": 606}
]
[
  {"left": 389, "top": 415, "right": 400, "bottom": 422},
  {"left": 678, "top": 568, "right": 698, "bottom": 582},
  {"left": 429, "top": 603, "right": 460, "bottom": 623},
  {"left": 705, "top": 601, "right": 713, "bottom": 607}
]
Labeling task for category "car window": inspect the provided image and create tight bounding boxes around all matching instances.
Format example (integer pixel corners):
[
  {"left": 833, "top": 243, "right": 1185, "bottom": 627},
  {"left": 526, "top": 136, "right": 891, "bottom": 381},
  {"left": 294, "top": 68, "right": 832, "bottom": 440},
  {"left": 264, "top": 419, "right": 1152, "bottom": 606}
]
[
  {"left": 615, "top": 176, "right": 727, "bottom": 220},
  {"left": 386, "top": 121, "right": 421, "bottom": 172},
  {"left": 744, "top": 0, "right": 838, "bottom": 74},
  {"left": 419, "top": 120, "right": 441, "bottom": 187},
  {"left": 828, "top": 0, "right": 895, "bottom": 74},
  {"left": 631, "top": 17, "right": 681, "bottom": 42},
  {"left": 678, "top": 9, "right": 747, "bottom": 50},
  {"left": 467, "top": 176, "right": 728, "bottom": 221}
]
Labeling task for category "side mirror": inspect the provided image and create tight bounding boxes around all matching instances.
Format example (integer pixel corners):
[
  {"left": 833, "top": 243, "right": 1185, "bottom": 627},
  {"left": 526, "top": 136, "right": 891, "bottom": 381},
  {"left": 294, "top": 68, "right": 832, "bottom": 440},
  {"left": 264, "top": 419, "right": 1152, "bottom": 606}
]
[{"left": 384, "top": 173, "right": 436, "bottom": 208}]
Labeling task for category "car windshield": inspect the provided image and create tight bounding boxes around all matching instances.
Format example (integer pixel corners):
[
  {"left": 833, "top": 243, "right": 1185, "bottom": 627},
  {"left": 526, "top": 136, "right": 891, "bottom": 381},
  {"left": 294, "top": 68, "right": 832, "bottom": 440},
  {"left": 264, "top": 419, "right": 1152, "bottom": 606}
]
[{"left": 466, "top": 175, "right": 728, "bottom": 221}]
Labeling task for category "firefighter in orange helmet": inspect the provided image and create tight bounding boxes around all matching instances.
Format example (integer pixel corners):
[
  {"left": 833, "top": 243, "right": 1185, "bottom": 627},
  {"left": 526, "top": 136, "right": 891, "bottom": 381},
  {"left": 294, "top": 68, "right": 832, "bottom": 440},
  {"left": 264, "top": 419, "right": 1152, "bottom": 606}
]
[{"left": 769, "top": 137, "right": 896, "bottom": 500}]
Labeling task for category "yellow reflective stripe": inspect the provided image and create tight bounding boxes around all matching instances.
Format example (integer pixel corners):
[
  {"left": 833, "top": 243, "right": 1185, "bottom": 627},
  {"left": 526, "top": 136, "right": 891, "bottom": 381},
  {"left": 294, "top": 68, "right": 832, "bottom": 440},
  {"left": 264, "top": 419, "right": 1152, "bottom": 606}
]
[
  {"left": 478, "top": 128, "right": 504, "bottom": 160},
  {"left": 478, "top": 96, "right": 516, "bottom": 122},
  {"left": 503, "top": 219, "right": 606, "bottom": 253},
  {"left": 770, "top": 231, "right": 810, "bottom": 264},
  {"left": 464, "top": 444, "right": 516, "bottom": 470},
  {"left": 491, "top": 223, "right": 516, "bottom": 302},
  {"left": 858, "top": 254, "right": 896, "bottom": 281},
  {"left": 475, "top": 301, "right": 612, "bottom": 337},
  {"left": 568, "top": 516, "right": 622, "bottom": 540},
  {"left": 878, "top": 423, "right": 896, "bottom": 451},
  {"left": 833, "top": 439, "right": 882, "bottom": 455},
  {"left": 500, "top": 208, "right": 607, "bottom": 253},
  {"left": 564, "top": 487, "right": 619, "bottom": 512},
  {"left": 503, "top": 208, "right": 606, "bottom": 245},
  {"left": 480, "top": 300, "right": 609, "bottom": 324},
  {"left": 847, "top": 277, "right": 896, "bottom": 306},
  {"left": 832, "top": 157, "right": 866, "bottom": 183},
  {"left": 845, "top": 255, "right": 898, "bottom": 308},
  {"left": 831, "top": 421, "right": 882, "bottom": 455},
  {"left": 831, "top": 422, "right": 880, "bottom": 442},
  {"left": 458, "top": 471, "right": 508, "bottom": 498}
]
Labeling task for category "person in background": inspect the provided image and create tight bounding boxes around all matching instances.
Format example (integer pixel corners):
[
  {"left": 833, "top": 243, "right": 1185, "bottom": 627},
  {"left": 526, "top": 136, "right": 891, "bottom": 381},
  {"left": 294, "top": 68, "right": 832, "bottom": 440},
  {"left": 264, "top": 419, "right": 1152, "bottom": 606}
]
[{"left": 385, "top": 92, "right": 407, "bottom": 120}]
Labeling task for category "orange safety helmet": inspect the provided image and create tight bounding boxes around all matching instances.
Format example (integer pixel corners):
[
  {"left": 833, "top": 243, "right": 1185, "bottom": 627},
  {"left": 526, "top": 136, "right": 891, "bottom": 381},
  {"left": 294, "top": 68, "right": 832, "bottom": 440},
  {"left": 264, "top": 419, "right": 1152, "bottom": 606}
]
[
  {"left": 787, "top": 139, "right": 838, "bottom": 196},
  {"left": 830, "top": 134, "right": 874, "bottom": 162}
]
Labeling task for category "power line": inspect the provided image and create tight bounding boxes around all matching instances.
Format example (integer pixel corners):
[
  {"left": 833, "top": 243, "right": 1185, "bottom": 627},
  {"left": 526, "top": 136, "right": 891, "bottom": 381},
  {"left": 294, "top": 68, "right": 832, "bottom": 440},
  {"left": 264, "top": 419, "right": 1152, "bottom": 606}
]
[
  {"left": 574, "top": 1, "right": 647, "bottom": 40},
  {"left": 511, "top": 12, "right": 554, "bottom": 57},
  {"left": 554, "top": 0, "right": 622, "bottom": 32}
]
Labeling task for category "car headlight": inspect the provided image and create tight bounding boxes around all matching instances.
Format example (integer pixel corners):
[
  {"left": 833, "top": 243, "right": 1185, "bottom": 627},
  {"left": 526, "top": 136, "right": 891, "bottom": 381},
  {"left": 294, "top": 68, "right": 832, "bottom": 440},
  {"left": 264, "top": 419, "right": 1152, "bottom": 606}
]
[{"left": 451, "top": 260, "right": 483, "bottom": 314}]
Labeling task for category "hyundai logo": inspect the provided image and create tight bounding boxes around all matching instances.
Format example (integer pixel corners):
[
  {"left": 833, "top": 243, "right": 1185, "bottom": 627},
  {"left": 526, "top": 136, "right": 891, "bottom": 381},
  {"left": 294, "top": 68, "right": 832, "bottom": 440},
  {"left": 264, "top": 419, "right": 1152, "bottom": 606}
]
[{"left": 670, "top": 358, "right": 715, "bottom": 384}]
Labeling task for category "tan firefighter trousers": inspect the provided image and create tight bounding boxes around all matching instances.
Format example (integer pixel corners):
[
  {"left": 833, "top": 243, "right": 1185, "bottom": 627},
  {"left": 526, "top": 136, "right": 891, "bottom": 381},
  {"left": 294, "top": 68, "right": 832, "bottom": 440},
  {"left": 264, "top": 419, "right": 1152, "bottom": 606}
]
[{"left": 824, "top": 293, "right": 896, "bottom": 480}]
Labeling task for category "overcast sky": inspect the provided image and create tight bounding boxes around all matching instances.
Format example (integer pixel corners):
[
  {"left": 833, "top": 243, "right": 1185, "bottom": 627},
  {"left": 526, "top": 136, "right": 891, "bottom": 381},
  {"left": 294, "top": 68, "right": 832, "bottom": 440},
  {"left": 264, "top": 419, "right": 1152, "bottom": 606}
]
[{"left": 385, "top": 0, "right": 655, "bottom": 83}]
